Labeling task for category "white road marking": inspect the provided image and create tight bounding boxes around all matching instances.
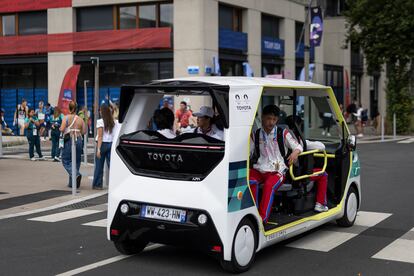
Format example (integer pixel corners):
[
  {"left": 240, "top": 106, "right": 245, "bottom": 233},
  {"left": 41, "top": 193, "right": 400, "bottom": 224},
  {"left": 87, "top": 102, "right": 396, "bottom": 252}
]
[
  {"left": 55, "top": 244, "right": 162, "bottom": 276},
  {"left": 28, "top": 209, "right": 103, "bottom": 222},
  {"left": 286, "top": 211, "right": 392, "bottom": 252},
  {"left": 354, "top": 211, "right": 392, "bottom": 227},
  {"left": 397, "top": 138, "right": 414, "bottom": 144},
  {"left": 287, "top": 230, "right": 357, "bottom": 252},
  {"left": 0, "top": 191, "right": 107, "bottom": 220},
  {"left": 372, "top": 239, "right": 414, "bottom": 264},
  {"left": 82, "top": 219, "right": 107, "bottom": 228}
]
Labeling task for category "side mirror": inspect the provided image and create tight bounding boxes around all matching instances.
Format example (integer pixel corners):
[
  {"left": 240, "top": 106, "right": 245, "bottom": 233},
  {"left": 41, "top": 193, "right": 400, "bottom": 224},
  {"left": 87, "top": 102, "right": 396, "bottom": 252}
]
[{"left": 347, "top": 135, "right": 357, "bottom": 151}]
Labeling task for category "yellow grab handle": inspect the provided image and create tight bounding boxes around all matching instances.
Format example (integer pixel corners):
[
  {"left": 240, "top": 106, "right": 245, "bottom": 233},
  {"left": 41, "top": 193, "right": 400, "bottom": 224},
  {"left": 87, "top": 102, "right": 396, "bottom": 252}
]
[{"left": 289, "top": 149, "right": 328, "bottom": 181}]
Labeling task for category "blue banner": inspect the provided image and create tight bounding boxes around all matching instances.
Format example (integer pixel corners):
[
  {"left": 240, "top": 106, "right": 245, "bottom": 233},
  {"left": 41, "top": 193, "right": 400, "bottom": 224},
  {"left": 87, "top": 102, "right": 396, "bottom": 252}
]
[
  {"left": 310, "top": 7, "right": 323, "bottom": 47},
  {"left": 262, "top": 37, "right": 285, "bottom": 56}
]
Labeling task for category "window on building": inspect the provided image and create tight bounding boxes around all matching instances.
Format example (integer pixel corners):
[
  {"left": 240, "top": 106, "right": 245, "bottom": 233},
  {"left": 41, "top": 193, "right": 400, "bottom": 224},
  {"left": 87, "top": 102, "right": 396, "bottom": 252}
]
[
  {"left": 219, "top": 60, "right": 244, "bottom": 76},
  {"left": 18, "top": 11, "right": 47, "bottom": 35},
  {"left": 262, "top": 14, "right": 279, "bottom": 38},
  {"left": 295, "top": 21, "right": 304, "bottom": 45},
  {"left": 326, "top": 0, "right": 347, "bottom": 17},
  {"left": 119, "top": 6, "right": 137, "bottom": 29},
  {"left": 2, "top": 14, "right": 16, "bottom": 36},
  {"left": 139, "top": 4, "right": 157, "bottom": 28},
  {"left": 219, "top": 5, "right": 242, "bottom": 32},
  {"left": 325, "top": 65, "right": 344, "bottom": 104},
  {"left": 77, "top": 6, "right": 114, "bottom": 32},
  {"left": 160, "top": 3, "right": 173, "bottom": 28},
  {"left": 262, "top": 64, "right": 282, "bottom": 77}
]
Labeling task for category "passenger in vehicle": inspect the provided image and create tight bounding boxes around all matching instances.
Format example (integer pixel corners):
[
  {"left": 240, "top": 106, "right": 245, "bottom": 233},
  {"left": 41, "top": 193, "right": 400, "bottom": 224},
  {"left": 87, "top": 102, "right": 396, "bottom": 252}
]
[
  {"left": 286, "top": 115, "right": 329, "bottom": 212},
  {"left": 249, "top": 105, "right": 303, "bottom": 223},
  {"left": 193, "top": 106, "right": 224, "bottom": 140},
  {"left": 154, "top": 107, "right": 176, "bottom": 139}
]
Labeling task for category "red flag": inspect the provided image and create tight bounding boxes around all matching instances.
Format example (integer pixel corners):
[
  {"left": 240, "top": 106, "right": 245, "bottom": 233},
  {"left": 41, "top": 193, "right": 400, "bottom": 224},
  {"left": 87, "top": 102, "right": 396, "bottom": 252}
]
[{"left": 58, "top": 65, "right": 81, "bottom": 115}]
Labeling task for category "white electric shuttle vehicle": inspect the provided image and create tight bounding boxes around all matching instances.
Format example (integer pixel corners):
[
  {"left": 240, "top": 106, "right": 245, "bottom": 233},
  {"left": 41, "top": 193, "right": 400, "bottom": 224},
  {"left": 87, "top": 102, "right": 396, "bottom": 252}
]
[{"left": 107, "top": 77, "right": 361, "bottom": 273}]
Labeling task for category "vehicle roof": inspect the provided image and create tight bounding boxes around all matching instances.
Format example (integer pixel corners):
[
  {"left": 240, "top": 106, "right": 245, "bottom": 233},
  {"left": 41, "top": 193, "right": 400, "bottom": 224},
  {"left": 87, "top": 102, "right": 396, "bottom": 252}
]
[{"left": 155, "top": 77, "right": 329, "bottom": 89}]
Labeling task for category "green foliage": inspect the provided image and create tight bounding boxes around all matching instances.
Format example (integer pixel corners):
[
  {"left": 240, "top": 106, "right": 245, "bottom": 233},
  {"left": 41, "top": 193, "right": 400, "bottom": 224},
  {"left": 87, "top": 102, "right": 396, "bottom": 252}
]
[{"left": 345, "top": 0, "right": 414, "bottom": 133}]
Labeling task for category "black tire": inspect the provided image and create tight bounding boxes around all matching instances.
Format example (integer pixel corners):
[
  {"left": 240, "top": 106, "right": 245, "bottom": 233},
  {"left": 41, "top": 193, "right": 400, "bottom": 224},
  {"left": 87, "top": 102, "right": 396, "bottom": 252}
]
[
  {"left": 220, "top": 218, "right": 257, "bottom": 274},
  {"left": 337, "top": 186, "right": 359, "bottom": 227},
  {"left": 114, "top": 238, "right": 149, "bottom": 255}
]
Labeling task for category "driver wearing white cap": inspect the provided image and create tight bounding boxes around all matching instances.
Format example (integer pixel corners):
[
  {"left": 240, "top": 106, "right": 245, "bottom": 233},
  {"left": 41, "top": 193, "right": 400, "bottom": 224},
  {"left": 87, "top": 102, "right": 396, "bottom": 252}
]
[{"left": 193, "top": 106, "right": 224, "bottom": 141}]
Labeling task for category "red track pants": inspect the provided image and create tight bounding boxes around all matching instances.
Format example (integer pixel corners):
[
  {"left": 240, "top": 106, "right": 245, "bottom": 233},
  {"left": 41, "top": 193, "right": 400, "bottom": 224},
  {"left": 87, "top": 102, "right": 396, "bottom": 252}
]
[
  {"left": 249, "top": 169, "right": 285, "bottom": 223},
  {"left": 310, "top": 169, "right": 328, "bottom": 205}
]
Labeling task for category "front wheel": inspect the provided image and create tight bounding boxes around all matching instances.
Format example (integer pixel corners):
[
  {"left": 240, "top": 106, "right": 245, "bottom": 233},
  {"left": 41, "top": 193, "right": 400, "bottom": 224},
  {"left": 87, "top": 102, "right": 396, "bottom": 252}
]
[
  {"left": 220, "top": 218, "right": 257, "bottom": 273},
  {"left": 114, "top": 238, "right": 149, "bottom": 255},
  {"left": 337, "top": 186, "right": 359, "bottom": 227}
]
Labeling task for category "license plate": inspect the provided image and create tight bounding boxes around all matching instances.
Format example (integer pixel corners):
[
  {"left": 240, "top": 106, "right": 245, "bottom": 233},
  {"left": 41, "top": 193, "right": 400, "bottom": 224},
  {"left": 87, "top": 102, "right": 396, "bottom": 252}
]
[{"left": 141, "top": 205, "right": 186, "bottom": 223}]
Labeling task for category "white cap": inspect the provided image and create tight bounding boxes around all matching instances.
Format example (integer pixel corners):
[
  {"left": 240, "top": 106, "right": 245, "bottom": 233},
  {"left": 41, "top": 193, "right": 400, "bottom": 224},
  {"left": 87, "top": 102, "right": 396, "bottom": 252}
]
[{"left": 193, "top": 106, "right": 214, "bottom": 118}]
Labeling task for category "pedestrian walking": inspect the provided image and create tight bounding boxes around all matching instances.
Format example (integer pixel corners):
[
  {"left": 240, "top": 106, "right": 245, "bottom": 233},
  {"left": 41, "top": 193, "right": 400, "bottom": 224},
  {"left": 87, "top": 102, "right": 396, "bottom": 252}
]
[
  {"left": 50, "top": 106, "right": 63, "bottom": 162},
  {"left": 24, "top": 108, "right": 44, "bottom": 161},
  {"left": 353, "top": 103, "right": 365, "bottom": 137},
  {"left": 92, "top": 104, "right": 118, "bottom": 190},
  {"left": 35, "top": 101, "right": 47, "bottom": 141},
  {"left": 14, "top": 99, "right": 28, "bottom": 136},
  {"left": 43, "top": 103, "right": 53, "bottom": 141},
  {"left": 60, "top": 101, "right": 86, "bottom": 188}
]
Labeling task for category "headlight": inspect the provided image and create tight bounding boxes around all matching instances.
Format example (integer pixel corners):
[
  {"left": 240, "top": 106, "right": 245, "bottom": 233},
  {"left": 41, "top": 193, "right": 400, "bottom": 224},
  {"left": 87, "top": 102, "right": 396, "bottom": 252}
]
[
  {"left": 197, "top": 214, "right": 208, "bottom": 225},
  {"left": 120, "top": 203, "right": 129, "bottom": 214}
]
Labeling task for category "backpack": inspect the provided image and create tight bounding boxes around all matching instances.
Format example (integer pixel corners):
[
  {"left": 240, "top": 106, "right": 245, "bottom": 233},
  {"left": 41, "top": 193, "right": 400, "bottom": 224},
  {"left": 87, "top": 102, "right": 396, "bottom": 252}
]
[
  {"left": 361, "top": 109, "right": 368, "bottom": 122},
  {"left": 250, "top": 127, "right": 288, "bottom": 167}
]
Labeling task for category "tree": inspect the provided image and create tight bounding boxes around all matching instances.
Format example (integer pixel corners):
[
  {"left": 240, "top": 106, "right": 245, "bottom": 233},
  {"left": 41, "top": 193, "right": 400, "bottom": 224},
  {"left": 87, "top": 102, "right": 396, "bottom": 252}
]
[{"left": 345, "top": 0, "right": 414, "bottom": 133}]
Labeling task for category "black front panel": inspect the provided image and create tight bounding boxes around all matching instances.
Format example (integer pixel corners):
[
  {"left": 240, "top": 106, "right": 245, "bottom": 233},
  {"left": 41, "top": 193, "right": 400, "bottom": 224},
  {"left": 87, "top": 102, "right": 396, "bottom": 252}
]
[{"left": 117, "top": 131, "right": 225, "bottom": 181}]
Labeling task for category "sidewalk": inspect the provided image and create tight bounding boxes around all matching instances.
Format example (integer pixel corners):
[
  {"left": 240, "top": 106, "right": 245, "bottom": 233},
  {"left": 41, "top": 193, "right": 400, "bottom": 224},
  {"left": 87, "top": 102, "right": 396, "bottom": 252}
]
[{"left": 0, "top": 156, "right": 105, "bottom": 218}]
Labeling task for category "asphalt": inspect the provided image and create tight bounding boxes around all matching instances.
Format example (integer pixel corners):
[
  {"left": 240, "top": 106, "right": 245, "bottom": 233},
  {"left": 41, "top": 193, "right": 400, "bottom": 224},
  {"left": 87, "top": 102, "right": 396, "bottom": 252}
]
[{"left": 0, "top": 140, "right": 414, "bottom": 275}]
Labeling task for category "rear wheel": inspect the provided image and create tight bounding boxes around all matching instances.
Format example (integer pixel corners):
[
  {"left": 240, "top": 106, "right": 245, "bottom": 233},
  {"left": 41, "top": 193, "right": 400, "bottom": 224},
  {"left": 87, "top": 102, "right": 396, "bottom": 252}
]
[
  {"left": 114, "top": 238, "right": 149, "bottom": 255},
  {"left": 337, "top": 186, "right": 358, "bottom": 227},
  {"left": 220, "top": 218, "right": 257, "bottom": 273}
]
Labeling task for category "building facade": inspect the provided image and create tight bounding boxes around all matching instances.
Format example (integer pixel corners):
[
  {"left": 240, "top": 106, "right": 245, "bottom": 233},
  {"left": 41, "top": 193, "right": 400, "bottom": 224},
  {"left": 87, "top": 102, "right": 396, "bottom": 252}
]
[{"left": 0, "top": 0, "right": 386, "bottom": 129}]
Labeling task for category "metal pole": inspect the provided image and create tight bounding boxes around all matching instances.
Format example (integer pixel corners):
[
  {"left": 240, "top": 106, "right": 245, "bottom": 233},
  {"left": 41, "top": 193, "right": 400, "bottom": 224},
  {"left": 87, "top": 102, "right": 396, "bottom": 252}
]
[
  {"left": 304, "top": 5, "right": 310, "bottom": 83},
  {"left": 91, "top": 57, "right": 99, "bottom": 167},
  {"left": 71, "top": 134, "right": 77, "bottom": 196},
  {"left": 83, "top": 80, "right": 89, "bottom": 165},
  {"left": 393, "top": 113, "right": 396, "bottom": 139},
  {"left": 381, "top": 115, "right": 385, "bottom": 141}
]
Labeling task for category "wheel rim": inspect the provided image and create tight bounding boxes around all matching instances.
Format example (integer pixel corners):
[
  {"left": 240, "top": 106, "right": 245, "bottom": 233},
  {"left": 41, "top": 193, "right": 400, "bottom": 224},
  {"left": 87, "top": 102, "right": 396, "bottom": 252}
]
[
  {"left": 234, "top": 225, "right": 255, "bottom": 267},
  {"left": 347, "top": 192, "right": 358, "bottom": 222}
]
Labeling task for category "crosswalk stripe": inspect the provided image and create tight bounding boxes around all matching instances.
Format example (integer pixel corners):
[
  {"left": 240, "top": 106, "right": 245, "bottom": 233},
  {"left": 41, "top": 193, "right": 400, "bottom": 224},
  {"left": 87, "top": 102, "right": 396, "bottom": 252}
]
[
  {"left": 397, "top": 138, "right": 414, "bottom": 144},
  {"left": 82, "top": 219, "right": 107, "bottom": 228},
  {"left": 286, "top": 211, "right": 392, "bottom": 252},
  {"left": 372, "top": 227, "right": 414, "bottom": 264},
  {"left": 28, "top": 209, "right": 103, "bottom": 222}
]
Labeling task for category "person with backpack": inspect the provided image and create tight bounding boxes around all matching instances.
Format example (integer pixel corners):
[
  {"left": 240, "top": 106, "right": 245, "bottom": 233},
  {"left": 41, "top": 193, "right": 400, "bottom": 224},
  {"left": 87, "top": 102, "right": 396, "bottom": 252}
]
[
  {"left": 24, "top": 108, "right": 44, "bottom": 161},
  {"left": 60, "top": 101, "right": 86, "bottom": 188},
  {"left": 249, "top": 105, "right": 302, "bottom": 223},
  {"left": 50, "top": 106, "right": 63, "bottom": 162}
]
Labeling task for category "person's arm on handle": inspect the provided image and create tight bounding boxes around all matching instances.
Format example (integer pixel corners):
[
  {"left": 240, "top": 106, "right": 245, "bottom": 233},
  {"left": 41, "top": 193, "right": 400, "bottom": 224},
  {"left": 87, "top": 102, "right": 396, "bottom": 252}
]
[{"left": 283, "top": 129, "right": 303, "bottom": 165}]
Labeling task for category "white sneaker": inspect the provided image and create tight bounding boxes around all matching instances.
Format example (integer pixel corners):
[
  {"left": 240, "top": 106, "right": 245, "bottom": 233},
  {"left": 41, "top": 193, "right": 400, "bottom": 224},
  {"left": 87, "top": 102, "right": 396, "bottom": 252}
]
[
  {"left": 321, "top": 131, "right": 326, "bottom": 136},
  {"left": 357, "top": 133, "right": 364, "bottom": 138},
  {"left": 327, "top": 132, "right": 331, "bottom": 137},
  {"left": 30, "top": 157, "right": 36, "bottom": 161},
  {"left": 38, "top": 156, "right": 45, "bottom": 161},
  {"left": 314, "top": 203, "right": 329, "bottom": 212}
]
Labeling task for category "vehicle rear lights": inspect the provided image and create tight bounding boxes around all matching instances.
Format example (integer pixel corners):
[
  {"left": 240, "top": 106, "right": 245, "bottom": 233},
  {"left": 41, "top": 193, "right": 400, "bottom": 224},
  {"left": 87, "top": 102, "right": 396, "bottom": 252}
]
[
  {"left": 111, "top": 229, "right": 120, "bottom": 236},
  {"left": 120, "top": 203, "right": 129, "bottom": 214},
  {"left": 211, "top": 246, "right": 222, "bottom": 253},
  {"left": 197, "top": 214, "right": 208, "bottom": 225}
]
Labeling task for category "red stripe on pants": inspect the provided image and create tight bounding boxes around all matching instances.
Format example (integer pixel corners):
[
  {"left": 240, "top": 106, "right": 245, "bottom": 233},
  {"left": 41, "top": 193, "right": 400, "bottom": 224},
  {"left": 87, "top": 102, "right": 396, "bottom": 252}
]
[{"left": 249, "top": 169, "right": 284, "bottom": 222}]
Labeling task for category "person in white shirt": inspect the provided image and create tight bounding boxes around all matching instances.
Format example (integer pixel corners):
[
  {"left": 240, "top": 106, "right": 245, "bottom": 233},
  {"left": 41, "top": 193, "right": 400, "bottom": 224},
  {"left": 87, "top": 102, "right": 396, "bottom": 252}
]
[
  {"left": 92, "top": 104, "right": 118, "bottom": 190},
  {"left": 249, "top": 105, "right": 303, "bottom": 223},
  {"left": 193, "top": 106, "right": 224, "bottom": 141},
  {"left": 154, "top": 107, "right": 176, "bottom": 139},
  {"left": 286, "top": 115, "right": 329, "bottom": 212}
]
